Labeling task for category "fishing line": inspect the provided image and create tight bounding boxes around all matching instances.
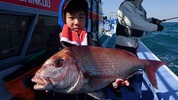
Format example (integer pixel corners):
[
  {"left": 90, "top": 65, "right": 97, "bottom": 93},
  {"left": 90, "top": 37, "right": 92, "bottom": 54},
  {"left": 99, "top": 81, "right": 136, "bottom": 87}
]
[{"left": 161, "top": 17, "right": 178, "bottom": 22}]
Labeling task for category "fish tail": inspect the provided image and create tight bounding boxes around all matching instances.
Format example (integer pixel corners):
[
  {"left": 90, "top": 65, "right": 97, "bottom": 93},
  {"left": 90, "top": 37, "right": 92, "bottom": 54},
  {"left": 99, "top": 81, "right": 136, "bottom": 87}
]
[{"left": 145, "top": 60, "right": 166, "bottom": 89}]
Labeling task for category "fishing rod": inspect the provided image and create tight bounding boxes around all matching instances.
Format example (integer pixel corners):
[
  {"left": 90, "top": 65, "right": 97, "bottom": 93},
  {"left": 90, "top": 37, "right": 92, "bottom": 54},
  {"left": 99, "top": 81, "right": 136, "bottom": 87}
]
[{"left": 161, "top": 17, "right": 178, "bottom": 22}]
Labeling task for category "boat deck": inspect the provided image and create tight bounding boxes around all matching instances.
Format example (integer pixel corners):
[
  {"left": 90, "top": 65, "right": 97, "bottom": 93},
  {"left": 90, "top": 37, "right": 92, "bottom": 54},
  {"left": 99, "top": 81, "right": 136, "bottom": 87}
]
[{"left": 99, "top": 33, "right": 178, "bottom": 100}]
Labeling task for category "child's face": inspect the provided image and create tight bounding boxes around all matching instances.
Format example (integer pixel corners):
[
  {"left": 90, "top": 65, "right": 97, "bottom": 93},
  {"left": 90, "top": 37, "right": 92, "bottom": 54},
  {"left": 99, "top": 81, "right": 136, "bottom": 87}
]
[{"left": 66, "top": 11, "right": 86, "bottom": 34}]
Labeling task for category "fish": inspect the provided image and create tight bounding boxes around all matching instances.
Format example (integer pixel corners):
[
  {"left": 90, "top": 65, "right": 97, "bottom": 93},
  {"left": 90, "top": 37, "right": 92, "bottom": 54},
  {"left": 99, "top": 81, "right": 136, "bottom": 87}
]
[{"left": 31, "top": 46, "right": 166, "bottom": 94}]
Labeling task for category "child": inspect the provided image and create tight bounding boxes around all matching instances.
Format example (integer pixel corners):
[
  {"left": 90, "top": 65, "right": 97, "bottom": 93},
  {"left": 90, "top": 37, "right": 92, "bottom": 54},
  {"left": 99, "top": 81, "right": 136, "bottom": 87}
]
[
  {"left": 44, "top": 0, "right": 101, "bottom": 99},
  {"left": 45, "top": 0, "right": 101, "bottom": 59}
]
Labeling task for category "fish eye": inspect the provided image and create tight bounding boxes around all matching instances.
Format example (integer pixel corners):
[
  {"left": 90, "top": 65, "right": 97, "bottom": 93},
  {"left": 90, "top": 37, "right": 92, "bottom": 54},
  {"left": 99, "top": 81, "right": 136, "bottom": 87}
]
[{"left": 54, "top": 59, "right": 63, "bottom": 67}]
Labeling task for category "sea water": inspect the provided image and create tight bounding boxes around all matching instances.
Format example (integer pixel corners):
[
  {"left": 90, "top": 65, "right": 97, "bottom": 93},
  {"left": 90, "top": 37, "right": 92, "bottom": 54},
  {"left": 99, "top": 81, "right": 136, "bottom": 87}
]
[{"left": 141, "top": 22, "right": 178, "bottom": 76}]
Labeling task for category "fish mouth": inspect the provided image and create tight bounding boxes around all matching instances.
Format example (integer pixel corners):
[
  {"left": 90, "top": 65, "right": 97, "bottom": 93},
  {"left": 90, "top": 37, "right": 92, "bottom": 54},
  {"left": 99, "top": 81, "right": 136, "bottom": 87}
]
[
  {"left": 31, "top": 76, "right": 52, "bottom": 90},
  {"left": 31, "top": 76, "right": 44, "bottom": 85}
]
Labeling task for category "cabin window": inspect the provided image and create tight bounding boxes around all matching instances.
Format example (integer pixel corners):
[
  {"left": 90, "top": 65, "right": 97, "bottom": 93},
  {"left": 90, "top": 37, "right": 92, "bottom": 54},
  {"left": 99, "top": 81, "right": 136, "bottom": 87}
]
[
  {"left": 26, "top": 16, "right": 59, "bottom": 54},
  {"left": 0, "top": 13, "right": 32, "bottom": 60}
]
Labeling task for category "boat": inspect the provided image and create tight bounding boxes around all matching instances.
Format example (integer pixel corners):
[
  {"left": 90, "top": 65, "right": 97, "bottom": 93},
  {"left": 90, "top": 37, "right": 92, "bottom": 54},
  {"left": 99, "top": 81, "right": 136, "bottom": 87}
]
[
  {"left": 0, "top": 0, "right": 178, "bottom": 100},
  {"left": 100, "top": 33, "right": 178, "bottom": 100}
]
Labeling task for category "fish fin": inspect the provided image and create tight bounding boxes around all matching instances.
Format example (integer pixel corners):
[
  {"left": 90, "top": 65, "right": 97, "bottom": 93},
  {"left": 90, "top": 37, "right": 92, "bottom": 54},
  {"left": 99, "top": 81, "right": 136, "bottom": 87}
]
[
  {"left": 83, "top": 72, "right": 124, "bottom": 90},
  {"left": 84, "top": 72, "right": 121, "bottom": 84},
  {"left": 89, "top": 76, "right": 112, "bottom": 88},
  {"left": 87, "top": 75, "right": 124, "bottom": 92},
  {"left": 88, "top": 91, "right": 110, "bottom": 100},
  {"left": 145, "top": 60, "right": 166, "bottom": 89}
]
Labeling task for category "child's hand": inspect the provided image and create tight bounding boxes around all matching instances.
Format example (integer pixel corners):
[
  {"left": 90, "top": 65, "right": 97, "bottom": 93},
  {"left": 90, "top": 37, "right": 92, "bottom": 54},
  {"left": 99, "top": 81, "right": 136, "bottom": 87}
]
[{"left": 112, "top": 78, "right": 130, "bottom": 88}]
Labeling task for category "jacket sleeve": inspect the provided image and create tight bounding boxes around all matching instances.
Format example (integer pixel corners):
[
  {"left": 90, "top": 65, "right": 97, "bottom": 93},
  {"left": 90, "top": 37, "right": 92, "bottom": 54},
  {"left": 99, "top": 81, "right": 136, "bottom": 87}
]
[{"left": 119, "top": 2, "right": 158, "bottom": 32}]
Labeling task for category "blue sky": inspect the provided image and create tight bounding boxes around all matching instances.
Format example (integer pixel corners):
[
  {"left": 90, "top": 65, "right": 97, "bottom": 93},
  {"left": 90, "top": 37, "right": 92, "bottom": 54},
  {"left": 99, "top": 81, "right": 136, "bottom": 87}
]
[{"left": 102, "top": 0, "right": 178, "bottom": 22}]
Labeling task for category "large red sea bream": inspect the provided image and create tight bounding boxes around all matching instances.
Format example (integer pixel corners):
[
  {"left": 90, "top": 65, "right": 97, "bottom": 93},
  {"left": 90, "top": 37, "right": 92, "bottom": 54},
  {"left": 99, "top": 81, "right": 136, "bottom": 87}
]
[{"left": 31, "top": 46, "right": 165, "bottom": 94}]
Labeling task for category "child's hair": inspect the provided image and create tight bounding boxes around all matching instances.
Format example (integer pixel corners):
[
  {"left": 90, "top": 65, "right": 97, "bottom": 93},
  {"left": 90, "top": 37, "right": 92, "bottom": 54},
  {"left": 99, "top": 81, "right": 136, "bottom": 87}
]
[
  {"left": 58, "top": 0, "right": 88, "bottom": 28},
  {"left": 64, "top": 0, "right": 88, "bottom": 16}
]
